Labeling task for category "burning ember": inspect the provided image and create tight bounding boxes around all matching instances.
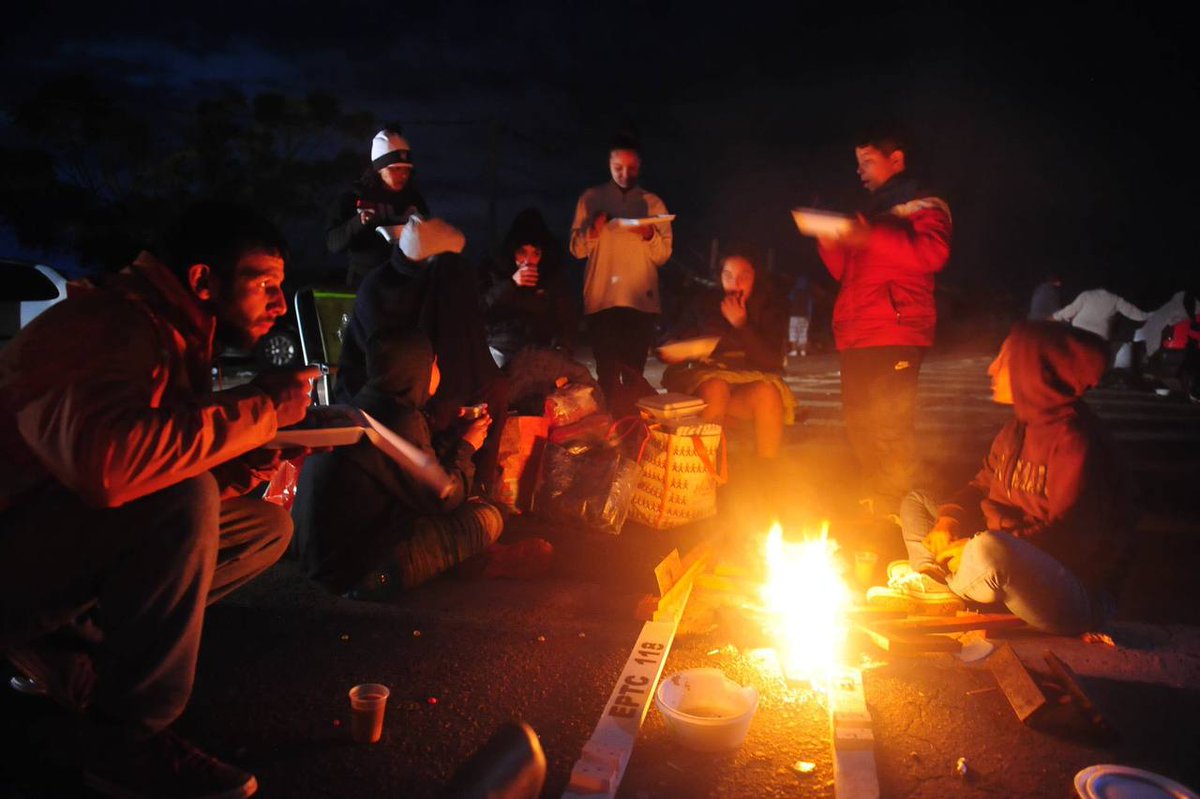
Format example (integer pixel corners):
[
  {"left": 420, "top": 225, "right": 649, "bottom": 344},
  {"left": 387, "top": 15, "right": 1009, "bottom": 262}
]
[{"left": 758, "top": 522, "right": 852, "bottom": 687}]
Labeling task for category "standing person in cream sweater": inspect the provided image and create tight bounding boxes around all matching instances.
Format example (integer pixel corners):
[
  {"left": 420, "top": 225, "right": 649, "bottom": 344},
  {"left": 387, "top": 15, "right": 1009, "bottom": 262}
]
[{"left": 569, "top": 133, "right": 672, "bottom": 411}]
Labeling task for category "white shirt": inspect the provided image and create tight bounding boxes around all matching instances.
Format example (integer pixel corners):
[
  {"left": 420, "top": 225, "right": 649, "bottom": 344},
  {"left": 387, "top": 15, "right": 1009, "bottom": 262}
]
[{"left": 1052, "top": 288, "right": 1148, "bottom": 340}]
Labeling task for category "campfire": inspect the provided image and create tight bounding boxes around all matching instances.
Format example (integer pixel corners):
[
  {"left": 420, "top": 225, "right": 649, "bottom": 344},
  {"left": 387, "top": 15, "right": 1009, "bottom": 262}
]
[{"left": 757, "top": 521, "right": 853, "bottom": 688}]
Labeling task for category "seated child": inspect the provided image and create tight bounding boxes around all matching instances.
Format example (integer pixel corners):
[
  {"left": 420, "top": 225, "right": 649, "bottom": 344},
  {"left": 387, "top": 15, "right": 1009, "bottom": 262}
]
[
  {"left": 293, "top": 328, "right": 503, "bottom": 598},
  {"left": 661, "top": 251, "right": 796, "bottom": 458},
  {"left": 872, "top": 321, "right": 1135, "bottom": 633}
]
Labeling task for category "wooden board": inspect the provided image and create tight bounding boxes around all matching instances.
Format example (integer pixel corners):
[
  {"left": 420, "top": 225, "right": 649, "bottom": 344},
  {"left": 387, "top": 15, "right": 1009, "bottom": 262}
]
[
  {"left": 653, "top": 550, "right": 683, "bottom": 596},
  {"left": 637, "top": 545, "right": 712, "bottom": 622},
  {"left": 562, "top": 619, "right": 680, "bottom": 798},
  {"left": 988, "top": 643, "right": 1046, "bottom": 723},
  {"left": 855, "top": 623, "right": 963, "bottom": 656},
  {"left": 854, "top": 612, "right": 1025, "bottom": 657},
  {"left": 867, "top": 613, "right": 1024, "bottom": 635},
  {"left": 1043, "top": 650, "right": 1115, "bottom": 735},
  {"left": 830, "top": 669, "right": 880, "bottom": 799}
]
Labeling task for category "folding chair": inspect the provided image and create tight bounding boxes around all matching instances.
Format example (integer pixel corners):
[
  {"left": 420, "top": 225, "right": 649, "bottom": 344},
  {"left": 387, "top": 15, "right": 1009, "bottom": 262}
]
[{"left": 294, "top": 286, "right": 358, "bottom": 405}]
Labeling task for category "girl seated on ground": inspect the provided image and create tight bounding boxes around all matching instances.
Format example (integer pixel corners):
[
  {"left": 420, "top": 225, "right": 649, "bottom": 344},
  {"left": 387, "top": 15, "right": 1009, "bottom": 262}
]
[
  {"left": 660, "top": 251, "right": 797, "bottom": 459},
  {"left": 293, "top": 328, "right": 503, "bottom": 599},
  {"left": 874, "top": 322, "right": 1135, "bottom": 633}
]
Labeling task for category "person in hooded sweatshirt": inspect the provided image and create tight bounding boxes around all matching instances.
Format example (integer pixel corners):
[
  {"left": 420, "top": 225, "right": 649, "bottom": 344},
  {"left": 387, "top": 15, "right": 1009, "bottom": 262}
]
[
  {"left": 481, "top": 207, "right": 578, "bottom": 368},
  {"left": 336, "top": 215, "right": 509, "bottom": 494},
  {"left": 293, "top": 328, "right": 503, "bottom": 598},
  {"left": 871, "top": 321, "right": 1135, "bottom": 633}
]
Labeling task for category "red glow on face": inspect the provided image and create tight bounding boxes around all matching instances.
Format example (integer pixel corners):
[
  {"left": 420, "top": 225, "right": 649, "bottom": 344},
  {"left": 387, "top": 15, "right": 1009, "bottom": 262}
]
[
  {"left": 720, "top": 256, "right": 756, "bottom": 298},
  {"left": 855, "top": 145, "right": 904, "bottom": 192},
  {"left": 609, "top": 149, "right": 640, "bottom": 189},
  {"left": 380, "top": 164, "right": 413, "bottom": 191},
  {"left": 217, "top": 250, "right": 287, "bottom": 349},
  {"left": 514, "top": 245, "right": 543, "bottom": 270}
]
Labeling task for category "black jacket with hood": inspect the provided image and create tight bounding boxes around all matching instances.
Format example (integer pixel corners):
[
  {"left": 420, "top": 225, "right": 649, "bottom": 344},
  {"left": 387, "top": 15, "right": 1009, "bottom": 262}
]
[
  {"left": 939, "top": 321, "right": 1135, "bottom": 594},
  {"left": 480, "top": 209, "right": 578, "bottom": 360},
  {"left": 325, "top": 172, "right": 430, "bottom": 286},
  {"left": 293, "top": 330, "right": 476, "bottom": 594},
  {"left": 335, "top": 223, "right": 499, "bottom": 428}
]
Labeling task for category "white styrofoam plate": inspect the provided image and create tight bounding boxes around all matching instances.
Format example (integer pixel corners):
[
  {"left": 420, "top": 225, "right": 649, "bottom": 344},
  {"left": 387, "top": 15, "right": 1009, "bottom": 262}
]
[
  {"left": 612, "top": 214, "right": 676, "bottom": 227},
  {"left": 1074, "top": 764, "right": 1199, "bottom": 799},
  {"left": 657, "top": 336, "right": 721, "bottom": 364},
  {"left": 791, "top": 207, "right": 853, "bottom": 238}
]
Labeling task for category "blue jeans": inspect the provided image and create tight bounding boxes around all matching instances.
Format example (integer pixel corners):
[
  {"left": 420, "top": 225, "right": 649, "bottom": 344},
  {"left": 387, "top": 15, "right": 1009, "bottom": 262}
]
[
  {"left": 1, "top": 473, "right": 292, "bottom": 734},
  {"left": 899, "top": 490, "right": 1103, "bottom": 634}
]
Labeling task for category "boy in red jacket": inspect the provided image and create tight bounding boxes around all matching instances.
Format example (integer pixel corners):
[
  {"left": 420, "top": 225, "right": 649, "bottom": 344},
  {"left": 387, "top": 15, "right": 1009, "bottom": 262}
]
[
  {"left": 874, "top": 322, "right": 1134, "bottom": 633},
  {"left": 817, "top": 126, "right": 952, "bottom": 516}
]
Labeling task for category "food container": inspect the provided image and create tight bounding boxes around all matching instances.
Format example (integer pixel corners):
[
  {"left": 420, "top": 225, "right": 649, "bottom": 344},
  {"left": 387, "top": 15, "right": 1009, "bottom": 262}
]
[
  {"left": 636, "top": 392, "right": 708, "bottom": 421},
  {"left": 654, "top": 668, "right": 759, "bottom": 752}
]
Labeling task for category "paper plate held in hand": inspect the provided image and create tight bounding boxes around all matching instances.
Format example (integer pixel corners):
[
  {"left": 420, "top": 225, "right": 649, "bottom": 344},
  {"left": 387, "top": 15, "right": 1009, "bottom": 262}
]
[
  {"left": 791, "top": 208, "right": 853, "bottom": 238},
  {"left": 657, "top": 336, "right": 720, "bottom": 364},
  {"left": 613, "top": 214, "right": 676, "bottom": 227}
]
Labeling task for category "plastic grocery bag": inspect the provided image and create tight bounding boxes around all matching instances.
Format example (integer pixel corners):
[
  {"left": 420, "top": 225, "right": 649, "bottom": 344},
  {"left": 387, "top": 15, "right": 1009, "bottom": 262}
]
[
  {"left": 531, "top": 441, "right": 641, "bottom": 535},
  {"left": 544, "top": 383, "right": 600, "bottom": 428},
  {"left": 263, "top": 458, "right": 301, "bottom": 509}
]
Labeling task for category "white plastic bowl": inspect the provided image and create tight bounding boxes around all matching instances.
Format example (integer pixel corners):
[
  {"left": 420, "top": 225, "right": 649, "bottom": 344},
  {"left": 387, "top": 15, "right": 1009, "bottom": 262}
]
[{"left": 654, "top": 668, "right": 759, "bottom": 752}]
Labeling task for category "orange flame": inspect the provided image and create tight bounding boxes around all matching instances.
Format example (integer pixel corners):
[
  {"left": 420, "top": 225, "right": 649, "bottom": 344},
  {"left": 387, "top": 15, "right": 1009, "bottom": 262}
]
[{"left": 759, "top": 521, "right": 851, "bottom": 687}]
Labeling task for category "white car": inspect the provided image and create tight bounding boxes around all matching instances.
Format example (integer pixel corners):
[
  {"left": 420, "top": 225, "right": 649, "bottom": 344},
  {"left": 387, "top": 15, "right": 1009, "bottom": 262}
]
[{"left": 1, "top": 260, "right": 69, "bottom": 347}]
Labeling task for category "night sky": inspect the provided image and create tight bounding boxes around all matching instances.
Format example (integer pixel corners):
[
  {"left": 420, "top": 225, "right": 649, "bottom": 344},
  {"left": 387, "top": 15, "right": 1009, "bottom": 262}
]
[{"left": 3, "top": 2, "right": 1196, "bottom": 313}]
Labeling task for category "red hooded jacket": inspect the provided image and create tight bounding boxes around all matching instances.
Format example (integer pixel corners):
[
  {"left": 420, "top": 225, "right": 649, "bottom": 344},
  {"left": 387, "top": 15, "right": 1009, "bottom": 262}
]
[
  {"left": 817, "top": 175, "right": 952, "bottom": 350},
  {"left": 939, "top": 322, "right": 1135, "bottom": 593}
]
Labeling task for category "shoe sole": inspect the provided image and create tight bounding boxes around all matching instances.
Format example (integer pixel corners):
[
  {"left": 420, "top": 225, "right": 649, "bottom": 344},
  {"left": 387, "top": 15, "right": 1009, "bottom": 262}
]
[
  {"left": 9, "top": 674, "right": 49, "bottom": 697},
  {"left": 7, "top": 649, "right": 91, "bottom": 710},
  {"left": 83, "top": 772, "right": 257, "bottom": 799},
  {"left": 865, "top": 590, "right": 965, "bottom": 617}
]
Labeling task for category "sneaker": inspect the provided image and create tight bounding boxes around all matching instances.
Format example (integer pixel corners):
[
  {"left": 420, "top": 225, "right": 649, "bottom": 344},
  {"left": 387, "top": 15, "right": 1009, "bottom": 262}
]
[
  {"left": 7, "top": 645, "right": 96, "bottom": 711},
  {"left": 9, "top": 673, "right": 49, "bottom": 697},
  {"left": 83, "top": 729, "right": 257, "bottom": 799},
  {"left": 885, "top": 560, "right": 949, "bottom": 588},
  {"left": 866, "top": 560, "right": 964, "bottom": 615}
]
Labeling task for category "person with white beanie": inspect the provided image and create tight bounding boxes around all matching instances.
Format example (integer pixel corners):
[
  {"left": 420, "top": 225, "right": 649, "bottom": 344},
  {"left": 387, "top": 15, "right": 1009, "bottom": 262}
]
[{"left": 326, "top": 125, "right": 430, "bottom": 287}]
